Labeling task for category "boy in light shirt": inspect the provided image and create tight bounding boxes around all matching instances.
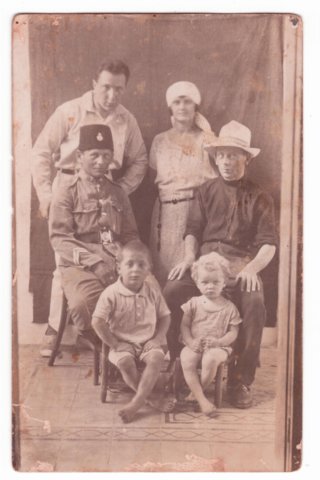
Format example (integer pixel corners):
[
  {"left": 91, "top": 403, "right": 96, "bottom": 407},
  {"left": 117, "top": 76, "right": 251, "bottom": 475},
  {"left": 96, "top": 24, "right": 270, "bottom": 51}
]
[{"left": 92, "top": 240, "right": 175, "bottom": 423}]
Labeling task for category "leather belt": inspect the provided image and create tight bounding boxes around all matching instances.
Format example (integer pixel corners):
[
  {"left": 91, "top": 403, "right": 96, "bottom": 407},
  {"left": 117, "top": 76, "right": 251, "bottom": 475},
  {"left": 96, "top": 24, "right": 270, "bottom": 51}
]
[
  {"left": 75, "top": 231, "right": 118, "bottom": 258},
  {"left": 59, "top": 168, "right": 76, "bottom": 175},
  {"left": 75, "top": 232, "right": 100, "bottom": 243},
  {"left": 160, "top": 196, "right": 194, "bottom": 205}
]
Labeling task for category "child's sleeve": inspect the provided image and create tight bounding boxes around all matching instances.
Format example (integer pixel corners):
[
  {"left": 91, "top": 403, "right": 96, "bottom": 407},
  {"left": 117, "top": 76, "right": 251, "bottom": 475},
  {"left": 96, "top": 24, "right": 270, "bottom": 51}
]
[
  {"left": 181, "top": 298, "right": 195, "bottom": 317},
  {"left": 154, "top": 288, "right": 171, "bottom": 319},
  {"left": 92, "top": 287, "right": 115, "bottom": 324},
  {"left": 229, "top": 303, "right": 242, "bottom": 326}
]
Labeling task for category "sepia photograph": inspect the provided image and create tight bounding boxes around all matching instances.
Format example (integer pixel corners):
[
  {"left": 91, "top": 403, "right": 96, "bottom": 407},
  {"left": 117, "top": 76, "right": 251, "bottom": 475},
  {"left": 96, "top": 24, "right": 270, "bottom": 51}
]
[{"left": 12, "top": 11, "right": 302, "bottom": 473}]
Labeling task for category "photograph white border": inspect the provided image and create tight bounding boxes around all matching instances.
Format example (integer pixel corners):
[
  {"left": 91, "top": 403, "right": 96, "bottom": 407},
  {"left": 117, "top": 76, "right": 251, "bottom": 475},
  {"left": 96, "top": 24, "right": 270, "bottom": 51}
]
[{"left": 1, "top": 1, "right": 319, "bottom": 479}]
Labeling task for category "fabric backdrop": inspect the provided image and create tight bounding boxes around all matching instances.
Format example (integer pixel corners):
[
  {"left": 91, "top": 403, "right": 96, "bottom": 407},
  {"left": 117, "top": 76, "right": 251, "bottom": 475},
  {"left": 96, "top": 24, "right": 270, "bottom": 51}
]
[{"left": 29, "top": 13, "right": 282, "bottom": 325}]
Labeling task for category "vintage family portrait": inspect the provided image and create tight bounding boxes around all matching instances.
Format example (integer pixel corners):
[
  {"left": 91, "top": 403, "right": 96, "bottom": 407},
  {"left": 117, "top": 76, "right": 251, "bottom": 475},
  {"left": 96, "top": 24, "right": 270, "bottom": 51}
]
[{"left": 12, "top": 12, "right": 302, "bottom": 473}]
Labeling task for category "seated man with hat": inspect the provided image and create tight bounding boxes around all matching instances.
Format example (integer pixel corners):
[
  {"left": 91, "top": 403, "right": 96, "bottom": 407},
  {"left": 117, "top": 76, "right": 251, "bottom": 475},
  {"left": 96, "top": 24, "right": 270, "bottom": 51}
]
[
  {"left": 163, "top": 120, "right": 278, "bottom": 408},
  {"left": 49, "top": 124, "right": 139, "bottom": 344}
]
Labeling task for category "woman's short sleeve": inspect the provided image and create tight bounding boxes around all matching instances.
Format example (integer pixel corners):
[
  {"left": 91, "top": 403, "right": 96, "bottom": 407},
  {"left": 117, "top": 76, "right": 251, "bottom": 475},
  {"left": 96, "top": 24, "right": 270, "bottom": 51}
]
[{"left": 149, "top": 135, "right": 161, "bottom": 170}]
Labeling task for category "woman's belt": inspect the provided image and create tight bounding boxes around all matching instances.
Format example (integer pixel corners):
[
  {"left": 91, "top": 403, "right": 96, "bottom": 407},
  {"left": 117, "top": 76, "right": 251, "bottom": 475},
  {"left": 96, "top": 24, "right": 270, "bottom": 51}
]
[
  {"left": 157, "top": 196, "right": 195, "bottom": 252},
  {"left": 159, "top": 196, "right": 194, "bottom": 205}
]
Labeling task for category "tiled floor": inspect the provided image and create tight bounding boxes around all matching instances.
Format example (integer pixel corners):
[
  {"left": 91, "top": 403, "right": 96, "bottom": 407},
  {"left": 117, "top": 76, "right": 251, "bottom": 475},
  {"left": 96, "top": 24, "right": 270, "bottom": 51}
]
[{"left": 15, "top": 343, "right": 279, "bottom": 472}]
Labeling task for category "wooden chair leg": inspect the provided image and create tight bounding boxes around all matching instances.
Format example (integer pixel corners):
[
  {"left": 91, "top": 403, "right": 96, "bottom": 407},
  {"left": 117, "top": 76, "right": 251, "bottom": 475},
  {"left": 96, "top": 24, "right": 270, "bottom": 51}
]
[
  {"left": 48, "top": 294, "right": 69, "bottom": 367},
  {"left": 100, "top": 343, "right": 109, "bottom": 403},
  {"left": 93, "top": 346, "right": 100, "bottom": 386},
  {"left": 172, "top": 358, "right": 182, "bottom": 399},
  {"left": 214, "top": 362, "right": 225, "bottom": 408}
]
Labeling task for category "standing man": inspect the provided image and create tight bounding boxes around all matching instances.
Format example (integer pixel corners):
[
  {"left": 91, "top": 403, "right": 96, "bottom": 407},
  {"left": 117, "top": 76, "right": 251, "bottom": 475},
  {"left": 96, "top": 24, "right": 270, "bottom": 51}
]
[
  {"left": 31, "top": 59, "right": 147, "bottom": 355},
  {"left": 49, "top": 124, "right": 139, "bottom": 344},
  {"left": 163, "top": 121, "right": 278, "bottom": 409}
]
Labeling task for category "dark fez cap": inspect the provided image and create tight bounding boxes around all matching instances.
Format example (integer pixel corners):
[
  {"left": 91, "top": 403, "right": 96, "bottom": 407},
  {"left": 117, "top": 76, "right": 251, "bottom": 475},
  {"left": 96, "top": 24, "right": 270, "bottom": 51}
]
[{"left": 78, "top": 124, "right": 114, "bottom": 151}]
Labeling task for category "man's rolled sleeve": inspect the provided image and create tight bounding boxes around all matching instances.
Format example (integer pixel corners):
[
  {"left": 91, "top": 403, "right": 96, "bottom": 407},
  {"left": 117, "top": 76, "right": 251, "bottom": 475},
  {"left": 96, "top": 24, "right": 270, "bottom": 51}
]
[
  {"left": 31, "top": 107, "right": 69, "bottom": 204},
  {"left": 117, "top": 115, "right": 148, "bottom": 194},
  {"left": 253, "top": 192, "right": 278, "bottom": 250}
]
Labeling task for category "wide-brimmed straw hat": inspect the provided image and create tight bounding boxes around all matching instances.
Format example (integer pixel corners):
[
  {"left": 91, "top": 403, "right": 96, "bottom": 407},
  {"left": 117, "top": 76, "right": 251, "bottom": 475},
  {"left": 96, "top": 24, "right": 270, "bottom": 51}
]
[{"left": 204, "top": 120, "right": 260, "bottom": 158}]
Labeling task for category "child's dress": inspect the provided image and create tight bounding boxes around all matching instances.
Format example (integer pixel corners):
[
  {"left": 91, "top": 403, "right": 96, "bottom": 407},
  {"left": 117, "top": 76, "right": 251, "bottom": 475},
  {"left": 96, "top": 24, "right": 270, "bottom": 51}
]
[{"left": 181, "top": 295, "right": 242, "bottom": 355}]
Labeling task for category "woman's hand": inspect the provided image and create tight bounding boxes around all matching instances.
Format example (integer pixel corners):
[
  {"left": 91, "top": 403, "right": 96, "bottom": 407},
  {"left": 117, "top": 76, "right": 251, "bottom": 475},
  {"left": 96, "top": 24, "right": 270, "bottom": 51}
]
[{"left": 168, "top": 260, "right": 192, "bottom": 281}]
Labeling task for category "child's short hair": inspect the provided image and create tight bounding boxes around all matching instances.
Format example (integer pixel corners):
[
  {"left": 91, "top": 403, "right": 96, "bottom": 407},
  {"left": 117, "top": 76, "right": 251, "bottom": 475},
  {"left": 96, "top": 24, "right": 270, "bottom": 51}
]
[
  {"left": 191, "top": 252, "right": 231, "bottom": 283},
  {"left": 117, "top": 240, "right": 152, "bottom": 268}
]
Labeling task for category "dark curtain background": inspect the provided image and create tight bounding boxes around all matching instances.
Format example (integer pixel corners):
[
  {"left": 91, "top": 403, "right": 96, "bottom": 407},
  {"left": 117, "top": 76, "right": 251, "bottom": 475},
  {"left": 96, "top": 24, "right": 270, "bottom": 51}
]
[{"left": 29, "top": 13, "right": 282, "bottom": 325}]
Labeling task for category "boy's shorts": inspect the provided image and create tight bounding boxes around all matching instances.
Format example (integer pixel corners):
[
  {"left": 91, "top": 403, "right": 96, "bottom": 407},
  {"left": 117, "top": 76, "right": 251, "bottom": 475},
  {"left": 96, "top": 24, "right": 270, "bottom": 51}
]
[{"left": 109, "top": 342, "right": 166, "bottom": 368}]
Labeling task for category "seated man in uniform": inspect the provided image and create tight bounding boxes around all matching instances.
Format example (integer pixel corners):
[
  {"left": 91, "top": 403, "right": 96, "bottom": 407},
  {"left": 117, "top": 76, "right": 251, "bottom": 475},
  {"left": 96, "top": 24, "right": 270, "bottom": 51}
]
[
  {"left": 49, "top": 124, "right": 139, "bottom": 344},
  {"left": 163, "top": 121, "right": 278, "bottom": 409}
]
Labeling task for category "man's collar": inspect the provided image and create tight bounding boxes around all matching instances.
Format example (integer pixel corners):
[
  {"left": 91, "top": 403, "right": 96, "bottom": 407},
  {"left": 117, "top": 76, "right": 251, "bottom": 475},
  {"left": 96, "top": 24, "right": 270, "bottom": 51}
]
[
  {"left": 116, "top": 278, "right": 147, "bottom": 297},
  {"left": 219, "top": 175, "right": 245, "bottom": 188},
  {"left": 81, "top": 91, "right": 127, "bottom": 124},
  {"left": 78, "top": 169, "right": 108, "bottom": 185}
]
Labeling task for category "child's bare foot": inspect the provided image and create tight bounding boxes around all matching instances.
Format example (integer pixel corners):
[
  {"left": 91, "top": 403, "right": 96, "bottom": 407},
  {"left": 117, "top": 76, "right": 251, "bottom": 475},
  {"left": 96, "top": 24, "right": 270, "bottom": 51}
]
[
  {"left": 198, "top": 398, "right": 218, "bottom": 417},
  {"left": 118, "top": 402, "right": 139, "bottom": 423},
  {"left": 147, "top": 394, "right": 176, "bottom": 413}
]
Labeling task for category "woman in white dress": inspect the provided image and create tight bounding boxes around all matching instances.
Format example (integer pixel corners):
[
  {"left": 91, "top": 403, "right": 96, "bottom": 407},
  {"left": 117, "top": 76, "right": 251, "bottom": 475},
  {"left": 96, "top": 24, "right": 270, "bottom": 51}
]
[{"left": 149, "top": 81, "right": 217, "bottom": 286}]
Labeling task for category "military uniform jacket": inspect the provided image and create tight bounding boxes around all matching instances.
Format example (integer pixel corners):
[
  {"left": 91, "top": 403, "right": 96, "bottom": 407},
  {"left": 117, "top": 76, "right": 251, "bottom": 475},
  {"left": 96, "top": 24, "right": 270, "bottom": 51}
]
[{"left": 49, "top": 170, "right": 139, "bottom": 270}]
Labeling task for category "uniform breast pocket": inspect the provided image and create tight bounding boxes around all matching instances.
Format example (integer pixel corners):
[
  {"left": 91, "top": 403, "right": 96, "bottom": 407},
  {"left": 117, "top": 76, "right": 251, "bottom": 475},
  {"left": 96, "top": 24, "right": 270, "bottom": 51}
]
[
  {"left": 99, "top": 196, "right": 124, "bottom": 235},
  {"left": 73, "top": 200, "right": 99, "bottom": 226}
]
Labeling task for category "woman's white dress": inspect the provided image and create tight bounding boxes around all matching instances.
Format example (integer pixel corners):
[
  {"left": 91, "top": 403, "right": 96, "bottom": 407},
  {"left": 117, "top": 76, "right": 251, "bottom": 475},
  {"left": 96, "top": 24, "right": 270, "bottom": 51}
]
[{"left": 149, "top": 129, "right": 217, "bottom": 286}]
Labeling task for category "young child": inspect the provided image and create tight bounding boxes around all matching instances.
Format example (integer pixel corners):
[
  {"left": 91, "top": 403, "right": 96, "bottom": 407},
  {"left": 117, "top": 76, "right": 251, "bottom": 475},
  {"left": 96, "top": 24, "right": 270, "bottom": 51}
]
[
  {"left": 92, "top": 240, "right": 175, "bottom": 423},
  {"left": 180, "top": 252, "right": 242, "bottom": 417}
]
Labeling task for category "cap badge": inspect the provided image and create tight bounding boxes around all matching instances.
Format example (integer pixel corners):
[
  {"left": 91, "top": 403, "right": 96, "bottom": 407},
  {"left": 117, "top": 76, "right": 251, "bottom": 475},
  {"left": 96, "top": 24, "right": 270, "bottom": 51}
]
[{"left": 96, "top": 132, "right": 103, "bottom": 141}]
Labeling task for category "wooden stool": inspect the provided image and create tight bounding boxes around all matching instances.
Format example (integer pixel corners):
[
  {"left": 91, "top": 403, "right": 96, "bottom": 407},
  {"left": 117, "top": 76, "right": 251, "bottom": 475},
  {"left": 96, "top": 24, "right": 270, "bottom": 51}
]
[
  {"left": 48, "top": 292, "right": 100, "bottom": 386},
  {"left": 172, "top": 357, "right": 225, "bottom": 408},
  {"left": 100, "top": 343, "right": 175, "bottom": 403}
]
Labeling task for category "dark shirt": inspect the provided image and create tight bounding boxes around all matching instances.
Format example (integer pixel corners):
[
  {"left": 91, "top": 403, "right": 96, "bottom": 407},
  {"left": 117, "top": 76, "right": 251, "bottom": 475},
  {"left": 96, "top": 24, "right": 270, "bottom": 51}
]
[
  {"left": 49, "top": 170, "right": 138, "bottom": 268},
  {"left": 184, "top": 176, "right": 278, "bottom": 259}
]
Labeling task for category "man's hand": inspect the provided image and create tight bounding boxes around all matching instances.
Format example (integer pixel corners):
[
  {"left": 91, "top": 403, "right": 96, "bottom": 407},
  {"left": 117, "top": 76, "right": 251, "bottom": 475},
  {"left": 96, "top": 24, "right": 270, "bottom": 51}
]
[
  {"left": 168, "top": 260, "right": 193, "bottom": 281},
  {"left": 236, "top": 266, "right": 261, "bottom": 292},
  {"left": 39, "top": 198, "right": 51, "bottom": 219},
  {"left": 91, "top": 262, "right": 114, "bottom": 285},
  {"left": 188, "top": 338, "right": 204, "bottom": 353}
]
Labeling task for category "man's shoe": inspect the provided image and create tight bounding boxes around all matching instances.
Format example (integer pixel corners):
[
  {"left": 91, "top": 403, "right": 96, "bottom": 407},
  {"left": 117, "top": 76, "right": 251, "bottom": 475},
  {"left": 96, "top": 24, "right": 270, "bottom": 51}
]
[
  {"left": 230, "top": 384, "right": 253, "bottom": 409},
  {"left": 40, "top": 334, "right": 58, "bottom": 358}
]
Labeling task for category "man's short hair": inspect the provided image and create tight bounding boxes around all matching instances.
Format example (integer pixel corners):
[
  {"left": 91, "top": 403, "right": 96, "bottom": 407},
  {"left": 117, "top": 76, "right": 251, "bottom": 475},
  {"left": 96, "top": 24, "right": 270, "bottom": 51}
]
[
  {"left": 117, "top": 240, "right": 152, "bottom": 267},
  {"left": 96, "top": 60, "right": 130, "bottom": 84}
]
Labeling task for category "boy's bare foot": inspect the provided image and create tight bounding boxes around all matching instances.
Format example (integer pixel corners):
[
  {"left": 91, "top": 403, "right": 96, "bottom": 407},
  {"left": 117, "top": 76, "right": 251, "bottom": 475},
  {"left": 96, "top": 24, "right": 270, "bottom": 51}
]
[
  {"left": 118, "top": 402, "right": 139, "bottom": 423},
  {"left": 147, "top": 394, "right": 176, "bottom": 413}
]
